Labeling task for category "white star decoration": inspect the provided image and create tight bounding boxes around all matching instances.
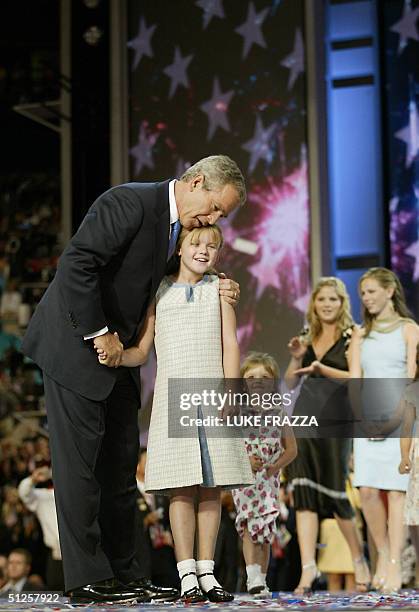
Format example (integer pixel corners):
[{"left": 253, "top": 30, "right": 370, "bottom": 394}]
[
  {"left": 235, "top": 2, "right": 269, "bottom": 59},
  {"left": 129, "top": 124, "right": 158, "bottom": 176},
  {"left": 394, "top": 103, "right": 419, "bottom": 167},
  {"left": 242, "top": 116, "right": 277, "bottom": 173},
  {"left": 127, "top": 18, "right": 156, "bottom": 71},
  {"left": 390, "top": 2, "right": 419, "bottom": 53},
  {"left": 249, "top": 250, "right": 283, "bottom": 298},
  {"left": 200, "top": 77, "right": 234, "bottom": 140},
  {"left": 281, "top": 28, "right": 305, "bottom": 90},
  {"left": 406, "top": 240, "right": 419, "bottom": 281},
  {"left": 196, "top": 0, "right": 225, "bottom": 29},
  {"left": 163, "top": 47, "right": 193, "bottom": 99}
]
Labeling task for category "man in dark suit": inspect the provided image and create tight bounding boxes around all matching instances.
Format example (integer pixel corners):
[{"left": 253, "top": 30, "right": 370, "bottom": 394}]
[{"left": 22, "top": 155, "right": 245, "bottom": 604}]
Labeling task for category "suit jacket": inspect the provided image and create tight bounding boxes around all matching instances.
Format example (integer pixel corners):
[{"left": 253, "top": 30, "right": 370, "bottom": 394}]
[{"left": 22, "top": 181, "right": 170, "bottom": 400}]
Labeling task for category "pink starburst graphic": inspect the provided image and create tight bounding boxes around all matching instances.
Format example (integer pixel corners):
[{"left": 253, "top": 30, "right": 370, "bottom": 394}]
[{"left": 247, "top": 163, "right": 309, "bottom": 300}]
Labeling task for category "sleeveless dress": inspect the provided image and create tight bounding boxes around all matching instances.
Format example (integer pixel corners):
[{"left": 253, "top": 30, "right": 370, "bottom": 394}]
[
  {"left": 285, "top": 334, "right": 353, "bottom": 519},
  {"left": 353, "top": 324, "right": 409, "bottom": 491},
  {"left": 145, "top": 274, "right": 253, "bottom": 494}
]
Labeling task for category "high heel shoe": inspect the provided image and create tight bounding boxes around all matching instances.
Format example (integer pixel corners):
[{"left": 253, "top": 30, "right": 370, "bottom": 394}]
[
  {"left": 353, "top": 556, "right": 371, "bottom": 592},
  {"left": 372, "top": 546, "right": 388, "bottom": 590},
  {"left": 382, "top": 558, "right": 402, "bottom": 594},
  {"left": 294, "top": 561, "right": 321, "bottom": 595}
]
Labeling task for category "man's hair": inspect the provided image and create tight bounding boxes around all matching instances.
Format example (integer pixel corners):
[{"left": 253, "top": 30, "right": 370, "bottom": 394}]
[
  {"left": 9, "top": 549, "right": 32, "bottom": 566},
  {"left": 180, "top": 155, "right": 246, "bottom": 206}
]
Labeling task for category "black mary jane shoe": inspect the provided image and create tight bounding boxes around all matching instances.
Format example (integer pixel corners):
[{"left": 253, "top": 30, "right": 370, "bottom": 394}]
[
  {"left": 180, "top": 572, "right": 208, "bottom": 604},
  {"left": 202, "top": 586, "right": 234, "bottom": 603},
  {"left": 198, "top": 571, "right": 234, "bottom": 602},
  {"left": 181, "top": 586, "right": 208, "bottom": 604}
]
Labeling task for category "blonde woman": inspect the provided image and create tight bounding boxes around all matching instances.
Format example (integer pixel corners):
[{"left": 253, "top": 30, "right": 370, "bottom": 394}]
[
  {"left": 350, "top": 268, "right": 418, "bottom": 593},
  {"left": 285, "top": 278, "right": 370, "bottom": 594}
]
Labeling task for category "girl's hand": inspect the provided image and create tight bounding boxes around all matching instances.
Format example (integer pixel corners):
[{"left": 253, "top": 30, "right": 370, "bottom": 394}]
[
  {"left": 265, "top": 463, "right": 280, "bottom": 478},
  {"left": 250, "top": 455, "right": 263, "bottom": 473},
  {"left": 293, "top": 360, "right": 321, "bottom": 376},
  {"left": 351, "top": 325, "right": 364, "bottom": 343},
  {"left": 288, "top": 336, "right": 307, "bottom": 359},
  {"left": 398, "top": 457, "right": 412, "bottom": 474},
  {"left": 97, "top": 347, "right": 109, "bottom": 363}
]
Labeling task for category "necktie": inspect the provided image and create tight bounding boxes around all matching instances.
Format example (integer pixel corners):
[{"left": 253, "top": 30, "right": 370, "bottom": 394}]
[{"left": 167, "top": 220, "right": 181, "bottom": 260}]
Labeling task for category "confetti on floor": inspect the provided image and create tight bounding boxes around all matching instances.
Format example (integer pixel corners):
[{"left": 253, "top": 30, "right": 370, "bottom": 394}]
[{"left": 0, "top": 590, "right": 418, "bottom": 611}]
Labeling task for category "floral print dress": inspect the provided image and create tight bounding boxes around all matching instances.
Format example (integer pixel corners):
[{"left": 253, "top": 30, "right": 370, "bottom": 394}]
[{"left": 232, "top": 414, "right": 283, "bottom": 544}]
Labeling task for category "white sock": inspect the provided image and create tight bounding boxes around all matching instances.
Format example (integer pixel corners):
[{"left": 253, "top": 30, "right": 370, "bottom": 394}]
[
  {"left": 261, "top": 572, "right": 267, "bottom": 586},
  {"left": 177, "top": 558, "right": 198, "bottom": 595},
  {"left": 246, "top": 563, "right": 263, "bottom": 589},
  {"left": 196, "top": 559, "right": 222, "bottom": 592}
]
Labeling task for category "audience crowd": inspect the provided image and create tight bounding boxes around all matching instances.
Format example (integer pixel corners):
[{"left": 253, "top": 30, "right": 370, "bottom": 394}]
[{"left": 0, "top": 196, "right": 417, "bottom": 595}]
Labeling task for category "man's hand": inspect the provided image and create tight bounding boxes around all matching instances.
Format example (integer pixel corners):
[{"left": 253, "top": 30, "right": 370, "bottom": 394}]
[
  {"left": 94, "top": 332, "right": 123, "bottom": 368},
  {"left": 218, "top": 273, "right": 240, "bottom": 307}
]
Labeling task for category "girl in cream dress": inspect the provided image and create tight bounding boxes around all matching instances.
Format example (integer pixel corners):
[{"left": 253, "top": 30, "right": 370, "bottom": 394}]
[{"left": 97, "top": 225, "right": 252, "bottom": 604}]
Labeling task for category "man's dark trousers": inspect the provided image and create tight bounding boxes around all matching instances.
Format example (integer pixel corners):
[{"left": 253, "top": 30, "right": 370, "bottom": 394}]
[{"left": 43, "top": 369, "right": 144, "bottom": 592}]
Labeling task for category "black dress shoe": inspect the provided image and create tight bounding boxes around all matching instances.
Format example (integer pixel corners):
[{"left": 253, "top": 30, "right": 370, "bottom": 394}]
[
  {"left": 67, "top": 578, "right": 142, "bottom": 604},
  {"left": 125, "top": 578, "right": 180, "bottom": 602}
]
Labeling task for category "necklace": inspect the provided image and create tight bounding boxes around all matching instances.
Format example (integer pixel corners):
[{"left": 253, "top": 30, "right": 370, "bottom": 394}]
[
  {"left": 372, "top": 316, "right": 402, "bottom": 333},
  {"left": 375, "top": 315, "right": 399, "bottom": 323}
]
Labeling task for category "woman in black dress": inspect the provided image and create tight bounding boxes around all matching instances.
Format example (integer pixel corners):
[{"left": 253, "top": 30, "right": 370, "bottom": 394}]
[{"left": 285, "top": 277, "right": 370, "bottom": 593}]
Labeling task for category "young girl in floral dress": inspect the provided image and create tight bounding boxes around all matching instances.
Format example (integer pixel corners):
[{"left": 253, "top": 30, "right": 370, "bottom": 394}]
[{"left": 232, "top": 352, "right": 297, "bottom": 597}]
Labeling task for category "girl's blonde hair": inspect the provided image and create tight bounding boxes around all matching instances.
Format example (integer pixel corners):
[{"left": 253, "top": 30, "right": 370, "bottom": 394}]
[
  {"left": 240, "top": 351, "right": 280, "bottom": 378},
  {"left": 167, "top": 225, "right": 223, "bottom": 275},
  {"left": 177, "top": 225, "right": 223, "bottom": 252},
  {"left": 306, "top": 277, "right": 353, "bottom": 342},
  {"left": 359, "top": 267, "right": 412, "bottom": 336}
]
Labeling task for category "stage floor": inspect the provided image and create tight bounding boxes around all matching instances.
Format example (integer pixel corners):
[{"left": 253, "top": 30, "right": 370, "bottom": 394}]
[{"left": 0, "top": 591, "right": 418, "bottom": 611}]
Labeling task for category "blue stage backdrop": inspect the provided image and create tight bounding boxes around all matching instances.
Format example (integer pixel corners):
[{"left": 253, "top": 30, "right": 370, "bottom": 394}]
[
  {"left": 126, "top": 0, "right": 310, "bottom": 413},
  {"left": 380, "top": 0, "right": 419, "bottom": 316}
]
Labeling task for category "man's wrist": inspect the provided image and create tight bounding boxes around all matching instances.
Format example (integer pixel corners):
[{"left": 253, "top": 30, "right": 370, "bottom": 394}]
[{"left": 84, "top": 326, "right": 109, "bottom": 340}]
